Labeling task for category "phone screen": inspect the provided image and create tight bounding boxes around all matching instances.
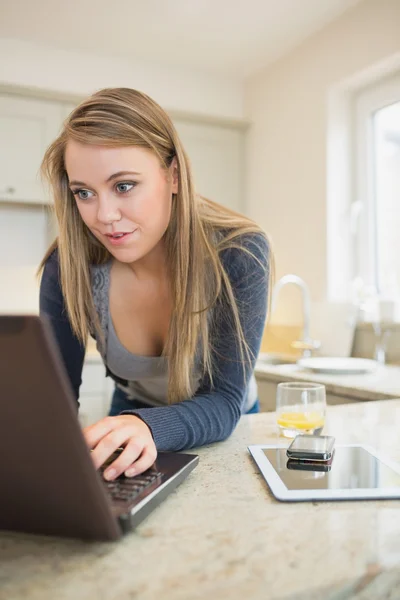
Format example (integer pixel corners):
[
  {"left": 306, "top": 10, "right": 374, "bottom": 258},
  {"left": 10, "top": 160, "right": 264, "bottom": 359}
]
[{"left": 289, "top": 435, "right": 334, "bottom": 453}]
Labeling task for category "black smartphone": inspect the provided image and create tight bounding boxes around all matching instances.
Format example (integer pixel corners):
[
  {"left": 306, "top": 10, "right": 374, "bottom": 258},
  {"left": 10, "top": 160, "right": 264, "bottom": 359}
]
[{"left": 286, "top": 434, "right": 335, "bottom": 462}]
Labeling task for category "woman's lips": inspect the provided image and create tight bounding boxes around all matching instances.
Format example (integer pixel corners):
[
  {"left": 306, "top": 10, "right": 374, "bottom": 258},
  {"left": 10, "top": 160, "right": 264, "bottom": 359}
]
[{"left": 105, "top": 231, "right": 136, "bottom": 246}]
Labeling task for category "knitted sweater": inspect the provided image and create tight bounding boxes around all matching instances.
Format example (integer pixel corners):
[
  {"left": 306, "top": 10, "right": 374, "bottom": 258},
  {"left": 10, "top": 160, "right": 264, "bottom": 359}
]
[{"left": 39, "top": 233, "right": 269, "bottom": 451}]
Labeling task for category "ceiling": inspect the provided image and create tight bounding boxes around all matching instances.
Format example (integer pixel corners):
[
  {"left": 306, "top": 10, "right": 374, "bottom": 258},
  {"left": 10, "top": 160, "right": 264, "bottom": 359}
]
[{"left": 1, "top": 0, "right": 363, "bottom": 78}]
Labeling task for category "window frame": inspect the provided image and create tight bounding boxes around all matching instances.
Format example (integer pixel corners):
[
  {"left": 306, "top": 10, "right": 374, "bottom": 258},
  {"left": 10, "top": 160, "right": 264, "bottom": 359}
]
[{"left": 353, "top": 74, "right": 400, "bottom": 294}]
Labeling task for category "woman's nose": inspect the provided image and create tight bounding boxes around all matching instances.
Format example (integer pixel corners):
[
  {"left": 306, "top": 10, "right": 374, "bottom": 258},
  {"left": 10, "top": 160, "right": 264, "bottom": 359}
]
[{"left": 97, "top": 196, "right": 121, "bottom": 225}]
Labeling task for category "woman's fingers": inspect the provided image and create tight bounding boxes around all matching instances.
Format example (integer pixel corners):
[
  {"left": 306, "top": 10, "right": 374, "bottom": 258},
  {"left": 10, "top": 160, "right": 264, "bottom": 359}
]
[
  {"left": 82, "top": 414, "right": 157, "bottom": 480},
  {"left": 90, "top": 426, "right": 132, "bottom": 472},
  {"left": 124, "top": 445, "right": 158, "bottom": 477},
  {"left": 103, "top": 438, "right": 152, "bottom": 480},
  {"left": 83, "top": 416, "right": 118, "bottom": 449}
]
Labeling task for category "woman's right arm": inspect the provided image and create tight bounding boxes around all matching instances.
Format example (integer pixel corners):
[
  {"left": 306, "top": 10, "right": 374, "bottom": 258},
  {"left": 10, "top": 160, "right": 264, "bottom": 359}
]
[{"left": 39, "top": 250, "right": 85, "bottom": 406}]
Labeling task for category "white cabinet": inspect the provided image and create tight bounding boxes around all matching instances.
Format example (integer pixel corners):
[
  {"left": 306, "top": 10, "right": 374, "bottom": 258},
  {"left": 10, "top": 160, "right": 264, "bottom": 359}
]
[
  {"left": 78, "top": 395, "right": 107, "bottom": 428},
  {"left": 257, "top": 379, "right": 280, "bottom": 412},
  {"left": 78, "top": 357, "right": 114, "bottom": 427},
  {"left": 61, "top": 102, "right": 78, "bottom": 120},
  {"left": 255, "top": 375, "right": 362, "bottom": 413},
  {"left": 0, "top": 95, "right": 64, "bottom": 204},
  {"left": 325, "top": 393, "right": 362, "bottom": 405},
  {"left": 0, "top": 93, "right": 246, "bottom": 214},
  {"left": 174, "top": 119, "right": 245, "bottom": 213}
]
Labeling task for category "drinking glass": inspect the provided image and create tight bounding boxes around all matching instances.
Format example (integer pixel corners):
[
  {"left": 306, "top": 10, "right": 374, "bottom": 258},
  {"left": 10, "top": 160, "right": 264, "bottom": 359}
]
[{"left": 276, "top": 382, "right": 326, "bottom": 438}]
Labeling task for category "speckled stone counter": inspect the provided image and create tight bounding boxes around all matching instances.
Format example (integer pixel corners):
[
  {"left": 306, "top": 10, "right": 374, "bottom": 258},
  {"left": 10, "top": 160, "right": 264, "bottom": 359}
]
[
  {"left": 255, "top": 361, "right": 400, "bottom": 401},
  {"left": 1, "top": 401, "right": 400, "bottom": 600}
]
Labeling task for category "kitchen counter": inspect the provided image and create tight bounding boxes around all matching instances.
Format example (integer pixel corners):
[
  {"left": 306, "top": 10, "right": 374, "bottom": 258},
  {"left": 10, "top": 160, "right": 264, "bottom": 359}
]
[
  {"left": 255, "top": 360, "right": 400, "bottom": 401},
  {"left": 1, "top": 400, "right": 400, "bottom": 599}
]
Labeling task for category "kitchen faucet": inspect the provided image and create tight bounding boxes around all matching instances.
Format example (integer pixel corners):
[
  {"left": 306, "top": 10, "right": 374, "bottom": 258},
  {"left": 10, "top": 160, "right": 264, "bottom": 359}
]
[{"left": 271, "top": 274, "right": 320, "bottom": 358}]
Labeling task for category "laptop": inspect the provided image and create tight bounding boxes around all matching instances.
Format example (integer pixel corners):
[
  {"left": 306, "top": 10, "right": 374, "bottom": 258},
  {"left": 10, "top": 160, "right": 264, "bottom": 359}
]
[{"left": 0, "top": 315, "right": 198, "bottom": 541}]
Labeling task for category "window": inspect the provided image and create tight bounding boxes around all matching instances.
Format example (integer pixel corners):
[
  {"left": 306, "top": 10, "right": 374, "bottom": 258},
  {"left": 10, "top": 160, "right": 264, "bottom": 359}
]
[{"left": 354, "top": 75, "right": 400, "bottom": 299}]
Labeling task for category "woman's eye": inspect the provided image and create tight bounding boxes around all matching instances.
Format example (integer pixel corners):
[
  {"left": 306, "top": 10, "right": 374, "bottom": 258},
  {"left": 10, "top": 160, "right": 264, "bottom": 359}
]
[
  {"left": 116, "top": 182, "right": 135, "bottom": 194},
  {"left": 72, "top": 189, "right": 94, "bottom": 200},
  {"left": 71, "top": 182, "right": 135, "bottom": 200}
]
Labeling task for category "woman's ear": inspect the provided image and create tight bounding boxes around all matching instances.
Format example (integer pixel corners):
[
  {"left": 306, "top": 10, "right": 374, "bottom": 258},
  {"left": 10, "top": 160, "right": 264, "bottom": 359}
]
[{"left": 171, "top": 157, "right": 179, "bottom": 194}]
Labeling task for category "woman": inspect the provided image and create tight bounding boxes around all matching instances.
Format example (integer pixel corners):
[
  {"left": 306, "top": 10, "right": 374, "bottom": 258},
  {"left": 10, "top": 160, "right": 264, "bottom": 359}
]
[{"left": 38, "top": 87, "right": 272, "bottom": 482}]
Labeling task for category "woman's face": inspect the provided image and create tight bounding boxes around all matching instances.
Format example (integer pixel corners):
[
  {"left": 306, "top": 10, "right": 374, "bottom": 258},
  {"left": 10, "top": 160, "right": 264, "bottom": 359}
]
[{"left": 64, "top": 140, "right": 178, "bottom": 264}]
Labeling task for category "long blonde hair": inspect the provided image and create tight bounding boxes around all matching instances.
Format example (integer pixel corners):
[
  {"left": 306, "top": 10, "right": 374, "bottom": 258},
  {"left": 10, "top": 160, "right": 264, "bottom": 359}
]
[{"left": 38, "top": 87, "right": 272, "bottom": 403}]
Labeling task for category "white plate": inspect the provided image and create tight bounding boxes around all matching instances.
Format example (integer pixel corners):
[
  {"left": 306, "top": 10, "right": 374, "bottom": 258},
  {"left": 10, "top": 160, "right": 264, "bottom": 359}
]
[{"left": 297, "top": 357, "right": 377, "bottom": 374}]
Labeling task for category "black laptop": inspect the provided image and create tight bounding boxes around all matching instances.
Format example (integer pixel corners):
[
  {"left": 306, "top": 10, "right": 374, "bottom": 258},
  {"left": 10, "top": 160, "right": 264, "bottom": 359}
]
[{"left": 0, "top": 315, "right": 198, "bottom": 541}]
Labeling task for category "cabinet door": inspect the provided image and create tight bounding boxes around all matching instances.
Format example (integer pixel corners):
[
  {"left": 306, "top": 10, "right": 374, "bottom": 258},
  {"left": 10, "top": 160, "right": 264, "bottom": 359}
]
[
  {"left": 0, "top": 95, "right": 64, "bottom": 204},
  {"left": 61, "top": 103, "right": 78, "bottom": 120},
  {"left": 326, "top": 393, "right": 360, "bottom": 405},
  {"left": 256, "top": 376, "right": 362, "bottom": 412},
  {"left": 78, "top": 395, "right": 107, "bottom": 428},
  {"left": 173, "top": 120, "right": 245, "bottom": 213},
  {"left": 79, "top": 359, "right": 115, "bottom": 426},
  {"left": 257, "top": 379, "right": 279, "bottom": 412},
  {"left": 80, "top": 362, "right": 106, "bottom": 396}
]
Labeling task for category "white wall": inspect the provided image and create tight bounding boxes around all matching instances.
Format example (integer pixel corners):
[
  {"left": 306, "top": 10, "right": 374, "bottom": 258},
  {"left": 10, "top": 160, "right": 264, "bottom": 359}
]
[
  {"left": 244, "top": 0, "right": 400, "bottom": 324},
  {"left": 0, "top": 38, "right": 243, "bottom": 120}
]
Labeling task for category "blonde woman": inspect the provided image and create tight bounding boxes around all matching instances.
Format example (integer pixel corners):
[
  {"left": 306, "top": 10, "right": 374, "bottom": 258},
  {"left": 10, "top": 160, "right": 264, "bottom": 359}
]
[{"left": 38, "top": 87, "right": 271, "bottom": 482}]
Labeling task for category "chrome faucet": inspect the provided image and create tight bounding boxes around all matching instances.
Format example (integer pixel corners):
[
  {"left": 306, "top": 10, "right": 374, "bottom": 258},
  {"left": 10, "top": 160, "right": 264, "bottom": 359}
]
[{"left": 271, "top": 274, "right": 320, "bottom": 358}]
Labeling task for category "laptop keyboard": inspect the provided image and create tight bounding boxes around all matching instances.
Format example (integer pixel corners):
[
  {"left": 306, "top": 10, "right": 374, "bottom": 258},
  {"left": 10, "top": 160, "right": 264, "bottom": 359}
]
[{"left": 103, "top": 471, "right": 163, "bottom": 503}]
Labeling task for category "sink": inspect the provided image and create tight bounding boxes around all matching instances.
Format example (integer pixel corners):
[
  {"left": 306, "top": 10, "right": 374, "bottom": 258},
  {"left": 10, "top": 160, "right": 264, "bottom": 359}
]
[{"left": 257, "top": 353, "right": 298, "bottom": 366}]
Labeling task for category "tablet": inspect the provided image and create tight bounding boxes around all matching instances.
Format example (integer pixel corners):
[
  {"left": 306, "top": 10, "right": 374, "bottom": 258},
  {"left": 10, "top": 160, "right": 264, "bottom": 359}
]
[{"left": 248, "top": 444, "right": 400, "bottom": 501}]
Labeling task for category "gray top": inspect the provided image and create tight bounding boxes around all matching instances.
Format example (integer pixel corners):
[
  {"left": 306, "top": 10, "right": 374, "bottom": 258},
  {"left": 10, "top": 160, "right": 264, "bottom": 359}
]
[
  {"left": 105, "top": 265, "right": 256, "bottom": 411},
  {"left": 107, "top": 307, "right": 202, "bottom": 408}
]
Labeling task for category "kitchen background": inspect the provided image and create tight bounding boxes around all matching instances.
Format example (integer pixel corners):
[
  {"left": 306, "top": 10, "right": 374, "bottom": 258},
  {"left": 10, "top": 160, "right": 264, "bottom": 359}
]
[{"left": 1, "top": 0, "right": 400, "bottom": 422}]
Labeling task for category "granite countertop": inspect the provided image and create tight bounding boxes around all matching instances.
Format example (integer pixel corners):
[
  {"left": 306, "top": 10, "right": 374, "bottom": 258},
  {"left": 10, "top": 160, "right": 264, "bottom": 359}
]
[
  {"left": 1, "top": 400, "right": 400, "bottom": 599},
  {"left": 255, "top": 360, "right": 400, "bottom": 401}
]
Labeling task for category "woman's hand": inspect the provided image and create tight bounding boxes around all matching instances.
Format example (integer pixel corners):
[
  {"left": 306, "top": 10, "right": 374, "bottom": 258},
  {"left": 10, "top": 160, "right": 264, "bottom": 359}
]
[{"left": 83, "top": 415, "right": 157, "bottom": 480}]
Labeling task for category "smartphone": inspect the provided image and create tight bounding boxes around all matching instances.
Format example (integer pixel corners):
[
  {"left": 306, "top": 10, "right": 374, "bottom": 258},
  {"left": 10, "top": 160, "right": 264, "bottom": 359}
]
[{"left": 286, "top": 434, "right": 335, "bottom": 462}]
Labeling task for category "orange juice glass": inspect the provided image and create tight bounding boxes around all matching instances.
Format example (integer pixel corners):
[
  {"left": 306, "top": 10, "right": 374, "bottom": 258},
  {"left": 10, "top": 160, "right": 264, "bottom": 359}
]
[{"left": 276, "top": 382, "right": 326, "bottom": 438}]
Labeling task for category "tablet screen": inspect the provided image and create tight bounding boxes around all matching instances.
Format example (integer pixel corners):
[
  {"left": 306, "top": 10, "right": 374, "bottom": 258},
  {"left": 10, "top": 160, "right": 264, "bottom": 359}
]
[{"left": 263, "top": 446, "right": 400, "bottom": 491}]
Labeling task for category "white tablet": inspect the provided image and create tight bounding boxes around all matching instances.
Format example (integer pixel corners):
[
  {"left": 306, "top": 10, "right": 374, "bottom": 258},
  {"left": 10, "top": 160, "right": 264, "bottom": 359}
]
[{"left": 248, "top": 444, "right": 400, "bottom": 501}]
